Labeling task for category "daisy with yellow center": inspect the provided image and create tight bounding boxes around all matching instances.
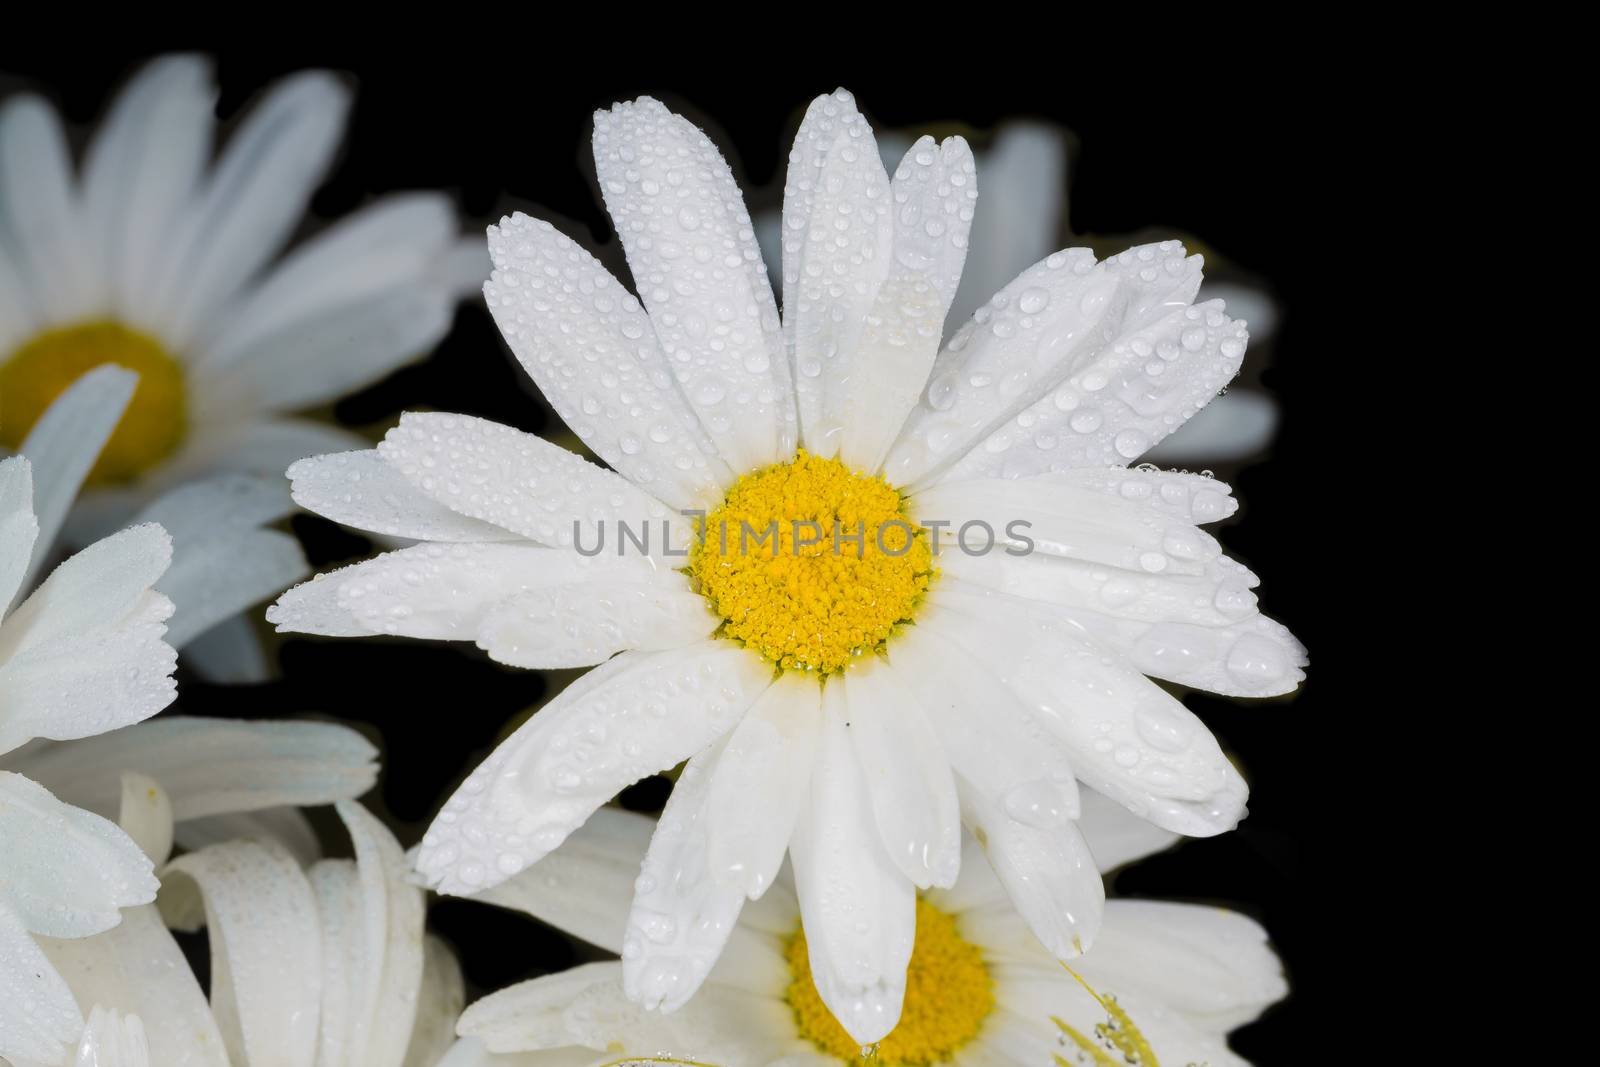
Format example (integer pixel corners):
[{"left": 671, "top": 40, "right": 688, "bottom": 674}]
[
  {"left": 0, "top": 55, "right": 481, "bottom": 676},
  {"left": 271, "top": 90, "right": 1305, "bottom": 1042},
  {"left": 438, "top": 805, "right": 1284, "bottom": 1067}
]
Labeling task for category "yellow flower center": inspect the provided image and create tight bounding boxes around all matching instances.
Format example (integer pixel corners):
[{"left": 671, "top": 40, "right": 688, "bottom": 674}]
[
  {"left": 687, "top": 450, "right": 932, "bottom": 674},
  {"left": 1, "top": 320, "right": 186, "bottom": 486},
  {"left": 786, "top": 899, "right": 994, "bottom": 1065}
]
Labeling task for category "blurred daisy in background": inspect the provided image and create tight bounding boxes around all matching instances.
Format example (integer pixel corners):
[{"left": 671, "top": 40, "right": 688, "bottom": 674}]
[
  {"left": 8, "top": 366, "right": 307, "bottom": 681},
  {"left": 16, "top": 783, "right": 458, "bottom": 1067},
  {"left": 0, "top": 52, "right": 486, "bottom": 553},
  {"left": 441, "top": 801, "right": 1284, "bottom": 1067},
  {"left": 755, "top": 120, "right": 1280, "bottom": 466},
  {"left": 1, "top": 377, "right": 383, "bottom": 1064},
  {"left": 271, "top": 89, "right": 1304, "bottom": 1044}
]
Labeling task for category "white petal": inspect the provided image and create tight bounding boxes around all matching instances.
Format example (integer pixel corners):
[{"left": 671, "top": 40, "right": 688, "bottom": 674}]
[
  {"left": 318, "top": 801, "right": 427, "bottom": 1067},
  {"left": 0, "top": 240, "right": 40, "bottom": 352},
  {"left": 592, "top": 97, "right": 791, "bottom": 468},
  {"left": 173, "top": 807, "right": 322, "bottom": 867},
  {"left": 1077, "top": 786, "right": 1179, "bottom": 872},
  {"left": 150, "top": 71, "right": 351, "bottom": 349},
  {"left": 192, "top": 282, "right": 452, "bottom": 417},
  {"left": 925, "top": 588, "right": 1247, "bottom": 836},
  {"left": 39, "top": 902, "right": 227, "bottom": 1067},
  {"left": 288, "top": 450, "right": 520, "bottom": 543},
  {"left": 622, "top": 741, "right": 746, "bottom": 1011},
  {"left": 432, "top": 1036, "right": 578, "bottom": 1067},
  {"left": 0, "top": 589, "right": 176, "bottom": 757},
  {"left": 199, "top": 192, "right": 456, "bottom": 367},
  {"left": 158, "top": 528, "right": 305, "bottom": 651},
  {"left": 915, "top": 473, "right": 1223, "bottom": 576},
  {"left": 379, "top": 412, "right": 684, "bottom": 553},
  {"left": 880, "top": 246, "right": 1113, "bottom": 487},
  {"left": 788, "top": 702, "right": 914, "bottom": 1045},
  {"left": 80, "top": 55, "right": 216, "bottom": 326},
  {"left": 839, "top": 657, "right": 961, "bottom": 889},
  {"left": 269, "top": 541, "right": 680, "bottom": 643},
  {"left": 402, "top": 936, "right": 467, "bottom": 1067},
  {"left": 879, "top": 623, "right": 1079, "bottom": 834},
  {"left": 0, "top": 903, "right": 82, "bottom": 1066},
  {"left": 14, "top": 366, "right": 137, "bottom": 596},
  {"left": 703, "top": 672, "right": 820, "bottom": 899},
  {"left": 466, "top": 806, "right": 651, "bottom": 954},
  {"left": 167, "top": 416, "right": 371, "bottom": 485},
  {"left": 0, "top": 771, "right": 157, "bottom": 938},
  {"left": 72, "top": 1005, "right": 151, "bottom": 1067},
  {"left": 160, "top": 838, "right": 322, "bottom": 1067},
  {"left": 12, "top": 717, "right": 377, "bottom": 826},
  {"left": 0, "top": 95, "right": 95, "bottom": 323},
  {"left": 944, "top": 302, "right": 1247, "bottom": 480},
  {"left": 483, "top": 213, "right": 731, "bottom": 509},
  {"left": 956, "top": 777, "right": 1103, "bottom": 960},
  {"left": 830, "top": 136, "right": 977, "bottom": 473},
  {"left": 117, "top": 772, "right": 173, "bottom": 866},
  {"left": 1143, "top": 388, "right": 1278, "bottom": 464},
  {"left": 477, "top": 580, "right": 716, "bottom": 669},
  {"left": 946, "top": 123, "right": 1067, "bottom": 330},
  {"left": 0, "top": 455, "right": 39, "bottom": 616},
  {"left": 781, "top": 90, "right": 893, "bottom": 453},
  {"left": 1085, "top": 900, "right": 1286, "bottom": 1032},
  {"left": 416, "top": 642, "right": 773, "bottom": 895}
]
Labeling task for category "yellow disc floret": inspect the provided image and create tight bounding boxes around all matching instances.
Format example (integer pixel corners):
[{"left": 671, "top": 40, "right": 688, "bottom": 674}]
[
  {"left": 786, "top": 898, "right": 994, "bottom": 1064},
  {"left": 1, "top": 320, "right": 186, "bottom": 486},
  {"left": 688, "top": 450, "right": 932, "bottom": 674}
]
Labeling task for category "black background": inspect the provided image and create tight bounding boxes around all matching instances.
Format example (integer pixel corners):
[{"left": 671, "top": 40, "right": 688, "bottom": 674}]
[{"left": 3, "top": 49, "right": 1354, "bottom": 1065}]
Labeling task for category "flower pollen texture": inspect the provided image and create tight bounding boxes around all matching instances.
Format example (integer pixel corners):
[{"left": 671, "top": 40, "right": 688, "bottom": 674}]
[{"left": 688, "top": 450, "right": 932, "bottom": 674}]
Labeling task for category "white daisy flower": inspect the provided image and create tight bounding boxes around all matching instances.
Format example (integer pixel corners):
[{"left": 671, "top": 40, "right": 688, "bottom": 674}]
[
  {"left": 757, "top": 120, "right": 1280, "bottom": 466},
  {"left": 1, "top": 427, "right": 378, "bottom": 1063},
  {"left": 436, "top": 801, "right": 1285, "bottom": 1067},
  {"left": 11, "top": 364, "right": 308, "bottom": 682},
  {"left": 13, "top": 776, "right": 461, "bottom": 1067},
  {"left": 270, "top": 89, "right": 1305, "bottom": 1043},
  {"left": 0, "top": 53, "right": 486, "bottom": 543}
]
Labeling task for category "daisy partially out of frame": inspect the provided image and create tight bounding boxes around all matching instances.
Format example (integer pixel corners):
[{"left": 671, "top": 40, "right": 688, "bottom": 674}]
[
  {"left": 0, "top": 53, "right": 484, "bottom": 547},
  {"left": 272, "top": 89, "right": 1305, "bottom": 1043},
  {"left": 441, "top": 801, "right": 1284, "bottom": 1067}
]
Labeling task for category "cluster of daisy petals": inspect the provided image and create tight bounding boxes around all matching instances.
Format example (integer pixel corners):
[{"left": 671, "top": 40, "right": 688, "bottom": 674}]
[{"left": 1, "top": 57, "right": 1302, "bottom": 1067}]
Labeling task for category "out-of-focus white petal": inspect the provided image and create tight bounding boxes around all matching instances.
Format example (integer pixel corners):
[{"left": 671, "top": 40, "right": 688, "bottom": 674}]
[
  {"left": 160, "top": 838, "right": 322, "bottom": 1067},
  {"left": 11, "top": 717, "right": 376, "bottom": 827},
  {"left": 117, "top": 772, "right": 173, "bottom": 866},
  {"left": 788, "top": 698, "right": 914, "bottom": 1045},
  {"left": 703, "top": 672, "right": 819, "bottom": 900},
  {"left": 79, "top": 55, "right": 216, "bottom": 326},
  {"left": 1077, "top": 786, "right": 1180, "bottom": 872},
  {"left": 592, "top": 97, "right": 792, "bottom": 468},
  {"left": 1143, "top": 388, "right": 1278, "bottom": 465},
  {"left": 174, "top": 806, "right": 322, "bottom": 867},
  {"left": 0, "top": 95, "right": 95, "bottom": 324},
  {"left": 402, "top": 935, "right": 467, "bottom": 1067},
  {"left": 839, "top": 657, "right": 961, "bottom": 890},
  {"left": 483, "top": 213, "right": 732, "bottom": 509},
  {"left": 199, "top": 192, "right": 456, "bottom": 367},
  {"left": 416, "top": 643, "right": 773, "bottom": 895},
  {"left": 378, "top": 412, "right": 684, "bottom": 554},
  {"left": 288, "top": 450, "right": 520, "bottom": 544},
  {"left": 70, "top": 1005, "right": 151, "bottom": 1067},
  {"left": 0, "top": 771, "right": 157, "bottom": 938},
  {"left": 150, "top": 72, "right": 351, "bottom": 349},
  {"left": 13, "top": 366, "right": 137, "bottom": 596}
]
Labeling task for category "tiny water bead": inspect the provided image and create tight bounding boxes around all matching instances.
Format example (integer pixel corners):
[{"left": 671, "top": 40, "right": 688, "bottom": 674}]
[
  {"left": 0, "top": 321, "right": 186, "bottom": 485},
  {"left": 786, "top": 899, "right": 994, "bottom": 1064},
  {"left": 687, "top": 450, "right": 933, "bottom": 674}
]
